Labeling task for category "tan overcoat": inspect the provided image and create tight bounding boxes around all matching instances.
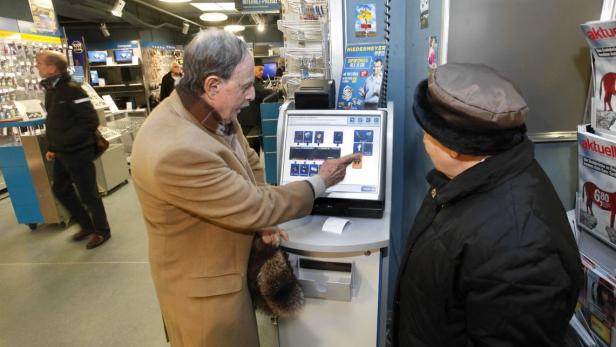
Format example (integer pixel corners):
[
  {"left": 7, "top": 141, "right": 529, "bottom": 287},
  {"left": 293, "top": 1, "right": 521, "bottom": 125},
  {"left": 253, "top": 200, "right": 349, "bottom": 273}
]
[{"left": 131, "top": 91, "right": 314, "bottom": 347}]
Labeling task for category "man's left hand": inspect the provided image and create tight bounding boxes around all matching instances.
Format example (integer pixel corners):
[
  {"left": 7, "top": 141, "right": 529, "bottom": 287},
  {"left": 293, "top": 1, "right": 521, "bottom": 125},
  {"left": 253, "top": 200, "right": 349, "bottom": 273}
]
[{"left": 259, "top": 227, "right": 289, "bottom": 247}]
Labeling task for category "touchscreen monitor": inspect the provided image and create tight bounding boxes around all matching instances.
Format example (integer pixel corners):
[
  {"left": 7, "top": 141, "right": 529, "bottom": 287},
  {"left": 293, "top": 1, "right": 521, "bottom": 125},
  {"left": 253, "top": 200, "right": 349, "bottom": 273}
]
[
  {"left": 87, "top": 51, "right": 107, "bottom": 64},
  {"left": 113, "top": 49, "right": 133, "bottom": 64},
  {"left": 280, "top": 110, "right": 386, "bottom": 201}
]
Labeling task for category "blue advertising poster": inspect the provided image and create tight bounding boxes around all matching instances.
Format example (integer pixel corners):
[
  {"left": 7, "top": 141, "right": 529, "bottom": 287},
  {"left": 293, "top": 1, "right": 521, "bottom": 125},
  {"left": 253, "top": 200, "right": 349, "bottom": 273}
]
[
  {"left": 336, "top": 44, "right": 386, "bottom": 110},
  {"left": 241, "top": 0, "right": 280, "bottom": 13}
]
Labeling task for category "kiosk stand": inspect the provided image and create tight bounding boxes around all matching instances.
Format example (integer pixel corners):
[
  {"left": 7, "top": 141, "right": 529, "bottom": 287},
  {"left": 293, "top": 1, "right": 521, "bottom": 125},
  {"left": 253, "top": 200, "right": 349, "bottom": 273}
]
[
  {"left": 276, "top": 102, "right": 393, "bottom": 347},
  {"left": 0, "top": 119, "right": 70, "bottom": 230}
]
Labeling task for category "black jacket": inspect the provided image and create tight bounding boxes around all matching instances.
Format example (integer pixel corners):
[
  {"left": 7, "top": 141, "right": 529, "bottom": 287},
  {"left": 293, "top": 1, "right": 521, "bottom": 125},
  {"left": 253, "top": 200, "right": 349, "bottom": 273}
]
[
  {"left": 159, "top": 71, "right": 176, "bottom": 102},
  {"left": 44, "top": 73, "right": 99, "bottom": 153},
  {"left": 393, "top": 138, "right": 583, "bottom": 347}
]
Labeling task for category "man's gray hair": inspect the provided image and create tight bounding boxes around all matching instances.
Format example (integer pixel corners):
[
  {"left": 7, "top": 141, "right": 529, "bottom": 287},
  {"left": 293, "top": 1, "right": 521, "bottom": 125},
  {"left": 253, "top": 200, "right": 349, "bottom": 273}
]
[
  {"left": 37, "top": 50, "right": 68, "bottom": 73},
  {"left": 177, "top": 29, "right": 249, "bottom": 95}
]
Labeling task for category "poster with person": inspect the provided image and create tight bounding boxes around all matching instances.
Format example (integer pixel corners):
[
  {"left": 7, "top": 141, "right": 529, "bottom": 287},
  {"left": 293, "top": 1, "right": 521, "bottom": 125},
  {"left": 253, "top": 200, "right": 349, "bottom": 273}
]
[{"left": 336, "top": 44, "right": 386, "bottom": 110}]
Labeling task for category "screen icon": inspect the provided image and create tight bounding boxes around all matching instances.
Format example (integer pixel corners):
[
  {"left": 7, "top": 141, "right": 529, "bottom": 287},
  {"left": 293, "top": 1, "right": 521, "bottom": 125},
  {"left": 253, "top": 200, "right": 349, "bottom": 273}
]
[
  {"left": 349, "top": 117, "right": 355, "bottom": 123},
  {"left": 300, "top": 164, "right": 310, "bottom": 176},
  {"left": 303, "top": 131, "right": 313, "bottom": 143},
  {"left": 309, "top": 164, "right": 319, "bottom": 176},
  {"left": 354, "top": 130, "right": 374, "bottom": 143},
  {"left": 314, "top": 131, "right": 324, "bottom": 144},
  {"left": 294, "top": 131, "right": 304, "bottom": 143},
  {"left": 353, "top": 142, "right": 363, "bottom": 153},
  {"left": 290, "top": 163, "right": 300, "bottom": 176},
  {"left": 333, "top": 131, "right": 344, "bottom": 145},
  {"left": 363, "top": 143, "right": 373, "bottom": 156}
]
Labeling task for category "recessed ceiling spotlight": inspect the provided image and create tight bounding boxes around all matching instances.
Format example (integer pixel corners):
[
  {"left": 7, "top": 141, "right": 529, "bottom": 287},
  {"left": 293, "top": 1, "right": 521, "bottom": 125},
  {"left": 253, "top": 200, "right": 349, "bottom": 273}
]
[
  {"left": 200, "top": 12, "right": 228, "bottom": 22},
  {"left": 257, "top": 24, "right": 265, "bottom": 32},
  {"left": 224, "top": 25, "right": 245, "bottom": 33}
]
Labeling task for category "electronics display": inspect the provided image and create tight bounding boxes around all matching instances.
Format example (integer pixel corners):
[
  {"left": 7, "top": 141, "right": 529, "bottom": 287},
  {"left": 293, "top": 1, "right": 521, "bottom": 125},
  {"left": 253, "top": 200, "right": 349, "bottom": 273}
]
[
  {"left": 90, "top": 70, "right": 99, "bottom": 86},
  {"left": 113, "top": 49, "right": 133, "bottom": 64},
  {"left": 280, "top": 110, "right": 386, "bottom": 204},
  {"left": 263, "top": 62, "right": 277, "bottom": 79},
  {"left": 88, "top": 50, "right": 107, "bottom": 64}
]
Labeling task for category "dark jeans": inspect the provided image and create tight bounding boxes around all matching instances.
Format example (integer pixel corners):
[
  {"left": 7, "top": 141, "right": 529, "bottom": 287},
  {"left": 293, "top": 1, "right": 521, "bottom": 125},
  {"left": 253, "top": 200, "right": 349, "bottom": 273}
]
[{"left": 52, "top": 148, "right": 110, "bottom": 236}]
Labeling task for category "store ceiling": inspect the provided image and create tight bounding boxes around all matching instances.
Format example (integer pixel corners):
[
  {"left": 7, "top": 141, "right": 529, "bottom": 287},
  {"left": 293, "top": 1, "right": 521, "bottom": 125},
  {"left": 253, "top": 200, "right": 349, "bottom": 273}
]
[{"left": 56, "top": 0, "right": 278, "bottom": 32}]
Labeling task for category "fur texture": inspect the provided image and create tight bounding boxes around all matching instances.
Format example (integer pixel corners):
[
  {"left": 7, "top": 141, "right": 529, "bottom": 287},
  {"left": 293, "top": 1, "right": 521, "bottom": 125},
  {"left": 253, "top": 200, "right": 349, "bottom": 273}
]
[{"left": 247, "top": 237, "right": 305, "bottom": 317}]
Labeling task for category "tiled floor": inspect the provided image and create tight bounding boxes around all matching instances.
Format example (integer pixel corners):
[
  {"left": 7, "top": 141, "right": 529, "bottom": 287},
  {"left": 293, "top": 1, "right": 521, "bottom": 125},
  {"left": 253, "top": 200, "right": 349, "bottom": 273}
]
[{"left": 0, "top": 179, "right": 278, "bottom": 347}]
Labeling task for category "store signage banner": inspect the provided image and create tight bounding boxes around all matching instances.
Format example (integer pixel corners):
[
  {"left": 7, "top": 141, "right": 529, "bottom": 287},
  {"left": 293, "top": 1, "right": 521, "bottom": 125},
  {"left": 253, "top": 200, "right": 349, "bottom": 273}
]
[
  {"left": 69, "top": 36, "right": 86, "bottom": 68},
  {"left": 27, "top": 0, "right": 59, "bottom": 35},
  {"left": 336, "top": 44, "right": 386, "bottom": 110},
  {"left": 240, "top": 0, "right": 280, "bottom": 13}
]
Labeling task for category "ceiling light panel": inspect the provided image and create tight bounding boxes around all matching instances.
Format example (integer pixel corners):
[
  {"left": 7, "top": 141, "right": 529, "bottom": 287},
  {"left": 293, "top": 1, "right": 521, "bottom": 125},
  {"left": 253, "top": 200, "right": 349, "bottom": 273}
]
[
  {"left": 190, "top": 3, "right": 236, "bottom": 12},
  {"left": 200, "top": 12, "right": 228, "bottom": 22}
]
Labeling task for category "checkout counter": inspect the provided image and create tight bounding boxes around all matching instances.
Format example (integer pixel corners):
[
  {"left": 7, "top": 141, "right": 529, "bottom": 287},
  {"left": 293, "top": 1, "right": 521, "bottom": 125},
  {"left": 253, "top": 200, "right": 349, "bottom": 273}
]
[{"left": 276, "top": 102, "right": 393, "bottom": 347}]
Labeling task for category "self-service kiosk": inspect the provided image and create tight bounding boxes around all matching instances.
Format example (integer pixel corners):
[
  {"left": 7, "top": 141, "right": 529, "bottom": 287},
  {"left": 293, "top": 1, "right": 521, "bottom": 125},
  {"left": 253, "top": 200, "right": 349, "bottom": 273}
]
[{"left": 276, "top": 102, "right": 393, "bottom": 347}]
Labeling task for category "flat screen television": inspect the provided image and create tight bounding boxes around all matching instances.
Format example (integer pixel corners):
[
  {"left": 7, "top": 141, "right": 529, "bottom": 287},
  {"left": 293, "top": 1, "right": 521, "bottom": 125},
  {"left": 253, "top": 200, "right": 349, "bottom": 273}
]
[
  {"left": 87, "top": 51, "right": 107, "bottom": 64},
  {"left": 113, "top": 49, "right": 133, "bottom": 64},
  {"left": 263, "top": 62, "right": 277, "bottom": 79}
]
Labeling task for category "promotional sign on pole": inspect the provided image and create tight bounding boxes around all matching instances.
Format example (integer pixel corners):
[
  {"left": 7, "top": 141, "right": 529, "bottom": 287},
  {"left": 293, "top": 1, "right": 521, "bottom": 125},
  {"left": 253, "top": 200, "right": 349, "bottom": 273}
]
[{"left": 336, "top": 44, "right": 386, "bottom": 110}]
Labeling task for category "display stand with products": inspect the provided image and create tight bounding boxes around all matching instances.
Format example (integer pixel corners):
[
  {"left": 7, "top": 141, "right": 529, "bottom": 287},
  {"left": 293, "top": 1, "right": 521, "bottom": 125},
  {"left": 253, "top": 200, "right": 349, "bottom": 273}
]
[
  {"left": 87, "top": 45, "right": 151, "bottom": 113},
  {"left": 278, "top": 0, "right": 330, "bottom": 98},
  {"left": 82, "top": 82, "right": 131, "bottom": 194}
]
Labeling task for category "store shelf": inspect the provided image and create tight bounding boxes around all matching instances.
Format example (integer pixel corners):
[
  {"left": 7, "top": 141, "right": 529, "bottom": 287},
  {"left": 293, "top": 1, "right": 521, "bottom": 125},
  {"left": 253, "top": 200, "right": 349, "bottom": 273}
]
[
  {"left": 89, "top": 64, "right": 141, "bottom": 68},
  {"left": 94, "top": 83, "right": 144, "bottom": 88}
]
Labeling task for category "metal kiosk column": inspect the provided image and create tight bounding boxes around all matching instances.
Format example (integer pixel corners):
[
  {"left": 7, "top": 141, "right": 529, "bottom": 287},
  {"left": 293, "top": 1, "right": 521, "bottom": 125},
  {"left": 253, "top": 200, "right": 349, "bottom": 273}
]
[{"left": 276, "top": 102, "right": 393, "bottom": 347}]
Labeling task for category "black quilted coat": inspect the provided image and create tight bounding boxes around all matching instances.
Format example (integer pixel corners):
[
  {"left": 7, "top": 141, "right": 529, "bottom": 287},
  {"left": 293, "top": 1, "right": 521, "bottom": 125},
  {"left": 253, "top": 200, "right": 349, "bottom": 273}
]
[{"left": 392, "top": 138, "right": 583, "bottom": 347}]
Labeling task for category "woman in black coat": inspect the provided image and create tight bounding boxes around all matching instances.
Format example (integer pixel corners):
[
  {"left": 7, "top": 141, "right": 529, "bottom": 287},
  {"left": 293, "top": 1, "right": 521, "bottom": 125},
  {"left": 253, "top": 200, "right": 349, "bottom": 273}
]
[{"left": 393, "top": 63, "right": 583, "bottom": 347}]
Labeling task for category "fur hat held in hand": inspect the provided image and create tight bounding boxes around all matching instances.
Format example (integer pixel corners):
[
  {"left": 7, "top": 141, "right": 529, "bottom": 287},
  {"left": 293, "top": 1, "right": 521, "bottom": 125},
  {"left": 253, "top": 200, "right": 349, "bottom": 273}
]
[{"left": 247, "top": 237, "right": 304, "bottom": 317}]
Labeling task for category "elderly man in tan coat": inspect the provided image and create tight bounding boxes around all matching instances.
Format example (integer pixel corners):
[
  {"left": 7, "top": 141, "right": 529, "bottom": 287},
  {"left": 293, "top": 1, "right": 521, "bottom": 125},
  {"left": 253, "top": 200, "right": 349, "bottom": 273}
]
[{"left": 131, "top": 29, "right": 359, "bottom": 347}]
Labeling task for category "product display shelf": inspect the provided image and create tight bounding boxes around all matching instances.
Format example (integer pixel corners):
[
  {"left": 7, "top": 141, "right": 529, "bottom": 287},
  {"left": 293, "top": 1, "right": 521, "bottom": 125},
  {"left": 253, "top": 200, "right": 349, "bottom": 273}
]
[
  {"left": 88, "top": 51, "right": 151, "bottom": 113},
  {"left": 278, "top": 0, "right": 330, "bottom": 99}
]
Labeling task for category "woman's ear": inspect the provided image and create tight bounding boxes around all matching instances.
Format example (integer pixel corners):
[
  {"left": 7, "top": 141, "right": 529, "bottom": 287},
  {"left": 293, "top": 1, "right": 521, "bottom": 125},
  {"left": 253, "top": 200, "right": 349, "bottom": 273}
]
[{"left": 203, "top": 75, "right": 221, "bottom": 100}]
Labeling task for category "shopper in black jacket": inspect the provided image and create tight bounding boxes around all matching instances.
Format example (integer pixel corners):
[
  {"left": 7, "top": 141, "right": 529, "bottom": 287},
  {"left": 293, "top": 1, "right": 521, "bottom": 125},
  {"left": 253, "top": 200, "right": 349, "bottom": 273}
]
[
  {"left": 37, "top": 51, "right": 111, "bottom": 249},
  {"left": 393, "top": 63, "right": 583, "bottom": 347},
  {"left": 159, "top": 61, "right": 182, "bottom": 102}
]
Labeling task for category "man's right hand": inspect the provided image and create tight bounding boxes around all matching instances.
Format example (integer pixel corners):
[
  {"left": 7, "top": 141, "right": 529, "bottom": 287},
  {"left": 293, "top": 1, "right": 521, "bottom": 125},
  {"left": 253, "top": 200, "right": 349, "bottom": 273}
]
[
  {"left": 319, "top": 153, "right": 362, "bottom": 187},
  {"left": 46, "top": 151, "right": 55, "bottom": 161}
]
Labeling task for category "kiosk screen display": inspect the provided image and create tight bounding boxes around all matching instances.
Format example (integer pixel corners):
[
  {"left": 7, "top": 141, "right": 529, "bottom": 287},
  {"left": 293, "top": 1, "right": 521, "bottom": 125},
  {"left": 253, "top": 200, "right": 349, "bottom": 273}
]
[{"left": 280, "top": 110, "right": 386, "bottom": 201}]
